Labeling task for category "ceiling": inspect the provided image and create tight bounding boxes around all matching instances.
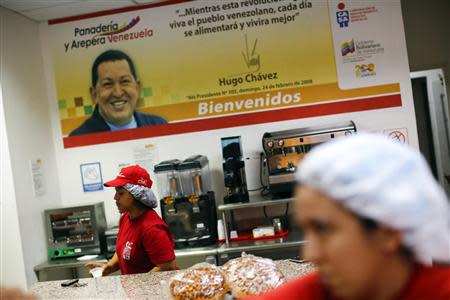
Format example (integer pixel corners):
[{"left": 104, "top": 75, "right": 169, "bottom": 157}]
[{"left": 0, "top": 0, "right": 167, "bottom": 22}]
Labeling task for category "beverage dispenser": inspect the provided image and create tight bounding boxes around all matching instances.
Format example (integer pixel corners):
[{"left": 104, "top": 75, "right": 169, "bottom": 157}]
[
  {"left": 154, "top": 156, "right": 217, "bottom": 248},
  {"left": 154, "top": 159, "right": 183, "bottom": 201},
  {"left": 178, "top": 155, "right": 211, "bottom": 197}
]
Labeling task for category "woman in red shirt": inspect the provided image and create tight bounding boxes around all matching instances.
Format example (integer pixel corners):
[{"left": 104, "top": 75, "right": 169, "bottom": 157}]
[
  {"left": 86, "top": 165, "right": 177, "bottom": 275},
  {"left": 247, "top": 134, "right": 449, "bottom": 300}
]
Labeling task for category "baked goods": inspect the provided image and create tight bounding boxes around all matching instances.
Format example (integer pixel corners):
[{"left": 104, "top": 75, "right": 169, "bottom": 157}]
[
  {"left": 169, "top": 263, "right": 228, "bottom": 300},
  {"left": 168, "top": 255, "right": 285, "bottom": 299},
  {"left": 221, "top": 254, "right": 286, "bottom": 298}
]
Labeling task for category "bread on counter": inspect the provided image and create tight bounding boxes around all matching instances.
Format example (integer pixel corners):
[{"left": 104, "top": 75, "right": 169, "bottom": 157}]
[
  {"left": 169, "top": 263, "right": 229, "bottom": 300},
  {"left": 221, "top": 254, "right": 286, "bottom": 298}
]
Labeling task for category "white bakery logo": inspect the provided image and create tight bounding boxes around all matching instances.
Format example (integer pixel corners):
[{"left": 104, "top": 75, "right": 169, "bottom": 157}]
[
  {"left": 123, "top": 241, "right": 133, "bottom": 260},
  {"left": 137, "top": 178, "right": 147, "bottom": 185}
]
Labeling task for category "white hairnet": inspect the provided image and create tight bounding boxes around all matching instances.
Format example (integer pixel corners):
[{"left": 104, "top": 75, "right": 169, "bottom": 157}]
[
  {"left": 123, "top": 183, "right": 158, "bottom": 208},
  {"left": 296, "top": 133, "right": 450, "bottom": 264}
]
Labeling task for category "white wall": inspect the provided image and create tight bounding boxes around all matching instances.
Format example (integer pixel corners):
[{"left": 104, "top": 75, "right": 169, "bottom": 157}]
[
  {"left": 0, "top": 84, "right": 28, "bottom": 290},
  {"left": 37, "top": 1, "right": 419, "bottom": 230},
  {"left": 0, "top": 7, "right": 62, "bottom": 287},
  {"left": 0, "top": 1, "right": 420, "bottom": 288}
]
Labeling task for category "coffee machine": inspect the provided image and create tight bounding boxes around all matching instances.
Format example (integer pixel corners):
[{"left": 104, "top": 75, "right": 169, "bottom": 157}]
[
  {"left": 262, "top": 121, "right": 357, "bottom": 198},
  {"left": 154, "top": 156, "right": 217, "bottom": 248},
  {"left": 221, "top": 136, "right": 249, "bottom": 204}
]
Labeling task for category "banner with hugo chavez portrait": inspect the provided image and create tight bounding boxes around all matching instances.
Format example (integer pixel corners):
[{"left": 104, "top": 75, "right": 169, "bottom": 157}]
[{"left": 47, "top": 0, "right": 407, "bottom": 148}]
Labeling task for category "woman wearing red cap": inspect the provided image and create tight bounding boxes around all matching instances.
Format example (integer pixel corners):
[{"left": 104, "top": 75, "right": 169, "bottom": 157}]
[{"left": 86, "top": 165, "right": 177, "bottom": 275}]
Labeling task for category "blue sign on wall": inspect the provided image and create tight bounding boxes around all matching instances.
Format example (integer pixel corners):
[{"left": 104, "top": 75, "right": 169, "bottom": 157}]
[{"left": 80, "top": 162, "right": 103, "bottom": 192}]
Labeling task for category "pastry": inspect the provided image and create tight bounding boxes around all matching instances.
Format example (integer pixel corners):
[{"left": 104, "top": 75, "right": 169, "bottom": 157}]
[
  {"left": 221, "top": 255, "right": 286, "bottom": 298},
  {"left": 169, "top": 264, "right": 228, "bottom": 300}
]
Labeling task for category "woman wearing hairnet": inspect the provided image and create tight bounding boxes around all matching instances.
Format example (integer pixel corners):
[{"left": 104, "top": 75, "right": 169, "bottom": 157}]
[
  {"left": 247, "top": 134, "right": 449, "bottom": 300},
  {"left": 86, "top": 165, "right": 177, "bottom": 275}
]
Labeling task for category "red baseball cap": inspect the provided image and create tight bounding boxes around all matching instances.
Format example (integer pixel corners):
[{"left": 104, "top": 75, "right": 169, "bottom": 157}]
[{"left": 104, "top": 165, "right": 153, "bottom": 188}]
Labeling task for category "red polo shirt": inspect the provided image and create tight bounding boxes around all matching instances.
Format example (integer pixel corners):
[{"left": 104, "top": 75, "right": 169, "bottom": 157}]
[
  {"left": 244, "top": 264, "right": 450, "bottom": 300},
  {"left": 116, "top": 209, "right": 175, "bottom": 275}
]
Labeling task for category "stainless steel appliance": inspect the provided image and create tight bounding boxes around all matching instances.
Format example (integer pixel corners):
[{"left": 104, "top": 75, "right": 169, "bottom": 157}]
[
  {"left": 45, "top": 202, "right": 106, "bottom": 259},
  {"left": 155, "top": 156, "right": 218, "bottom": 249},
  {"left": 262, "top": 121, "right": 357, "bottom": 198},
  {"left": 410, "top": 69, "right": 450, "bottom": 196},
  {"left": 104, "top": 226, "right": 119, "bottom": 259},
  {"left": 221, "top": 136, "right": 249, "bottom": 204}
]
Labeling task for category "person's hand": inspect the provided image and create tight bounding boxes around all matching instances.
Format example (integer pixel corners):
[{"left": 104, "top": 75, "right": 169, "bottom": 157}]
[
  {"left": 85, "top": 262, "right": 114, "bottom": 276},
  {"left": 0, "top": 287, "right": 37, "bottom": 300}
]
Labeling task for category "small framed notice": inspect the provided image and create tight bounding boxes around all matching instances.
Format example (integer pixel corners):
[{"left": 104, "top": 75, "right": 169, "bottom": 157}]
[
  {"left": 80, "top": 162, "right": 103, "bottom": 192},
  {"left": 30, "top": 159, "right": 45, "bottom": 197}
]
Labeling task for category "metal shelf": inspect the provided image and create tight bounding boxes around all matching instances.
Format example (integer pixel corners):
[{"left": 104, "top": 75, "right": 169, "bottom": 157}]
[
  {"left": 175, "top": 245, "right": 218, "bottom": 258},
  {"left": 218, "top": 197, "right": 294, "bottom": 211},
  {"left": 219, "top": 195, "right": 295, "bottom": 245},
  {"left": 218, "top": 231, "right": 305, "bottom": 253}
]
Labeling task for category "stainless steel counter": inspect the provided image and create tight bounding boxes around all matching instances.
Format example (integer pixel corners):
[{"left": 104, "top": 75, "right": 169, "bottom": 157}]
[
  {"left": 174, "top": 245, "right": 218, "bottom": 257},
  {"left": 34, "top": 256, "right": 108, "bottom": 272},
  {"left": 34, "top": 256, "right": 110, "bottom": 282},
  {"left": 217, "top": 230, "right": 304, "bottom": 253},
  {"left": 218, "top": 197, "right": 294, "bottom": 211},
  {"left": 216, "top": 231, "right": 304, "bottom": 265},
  {"left": 34, "top": 230, "right": 305, "bottom": 281},
  {"left": 174, "top": 245, "right": 219, "bottom": 268},
  {"left": 33, "top": 247, "right": 219, "bottom": 281}
]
